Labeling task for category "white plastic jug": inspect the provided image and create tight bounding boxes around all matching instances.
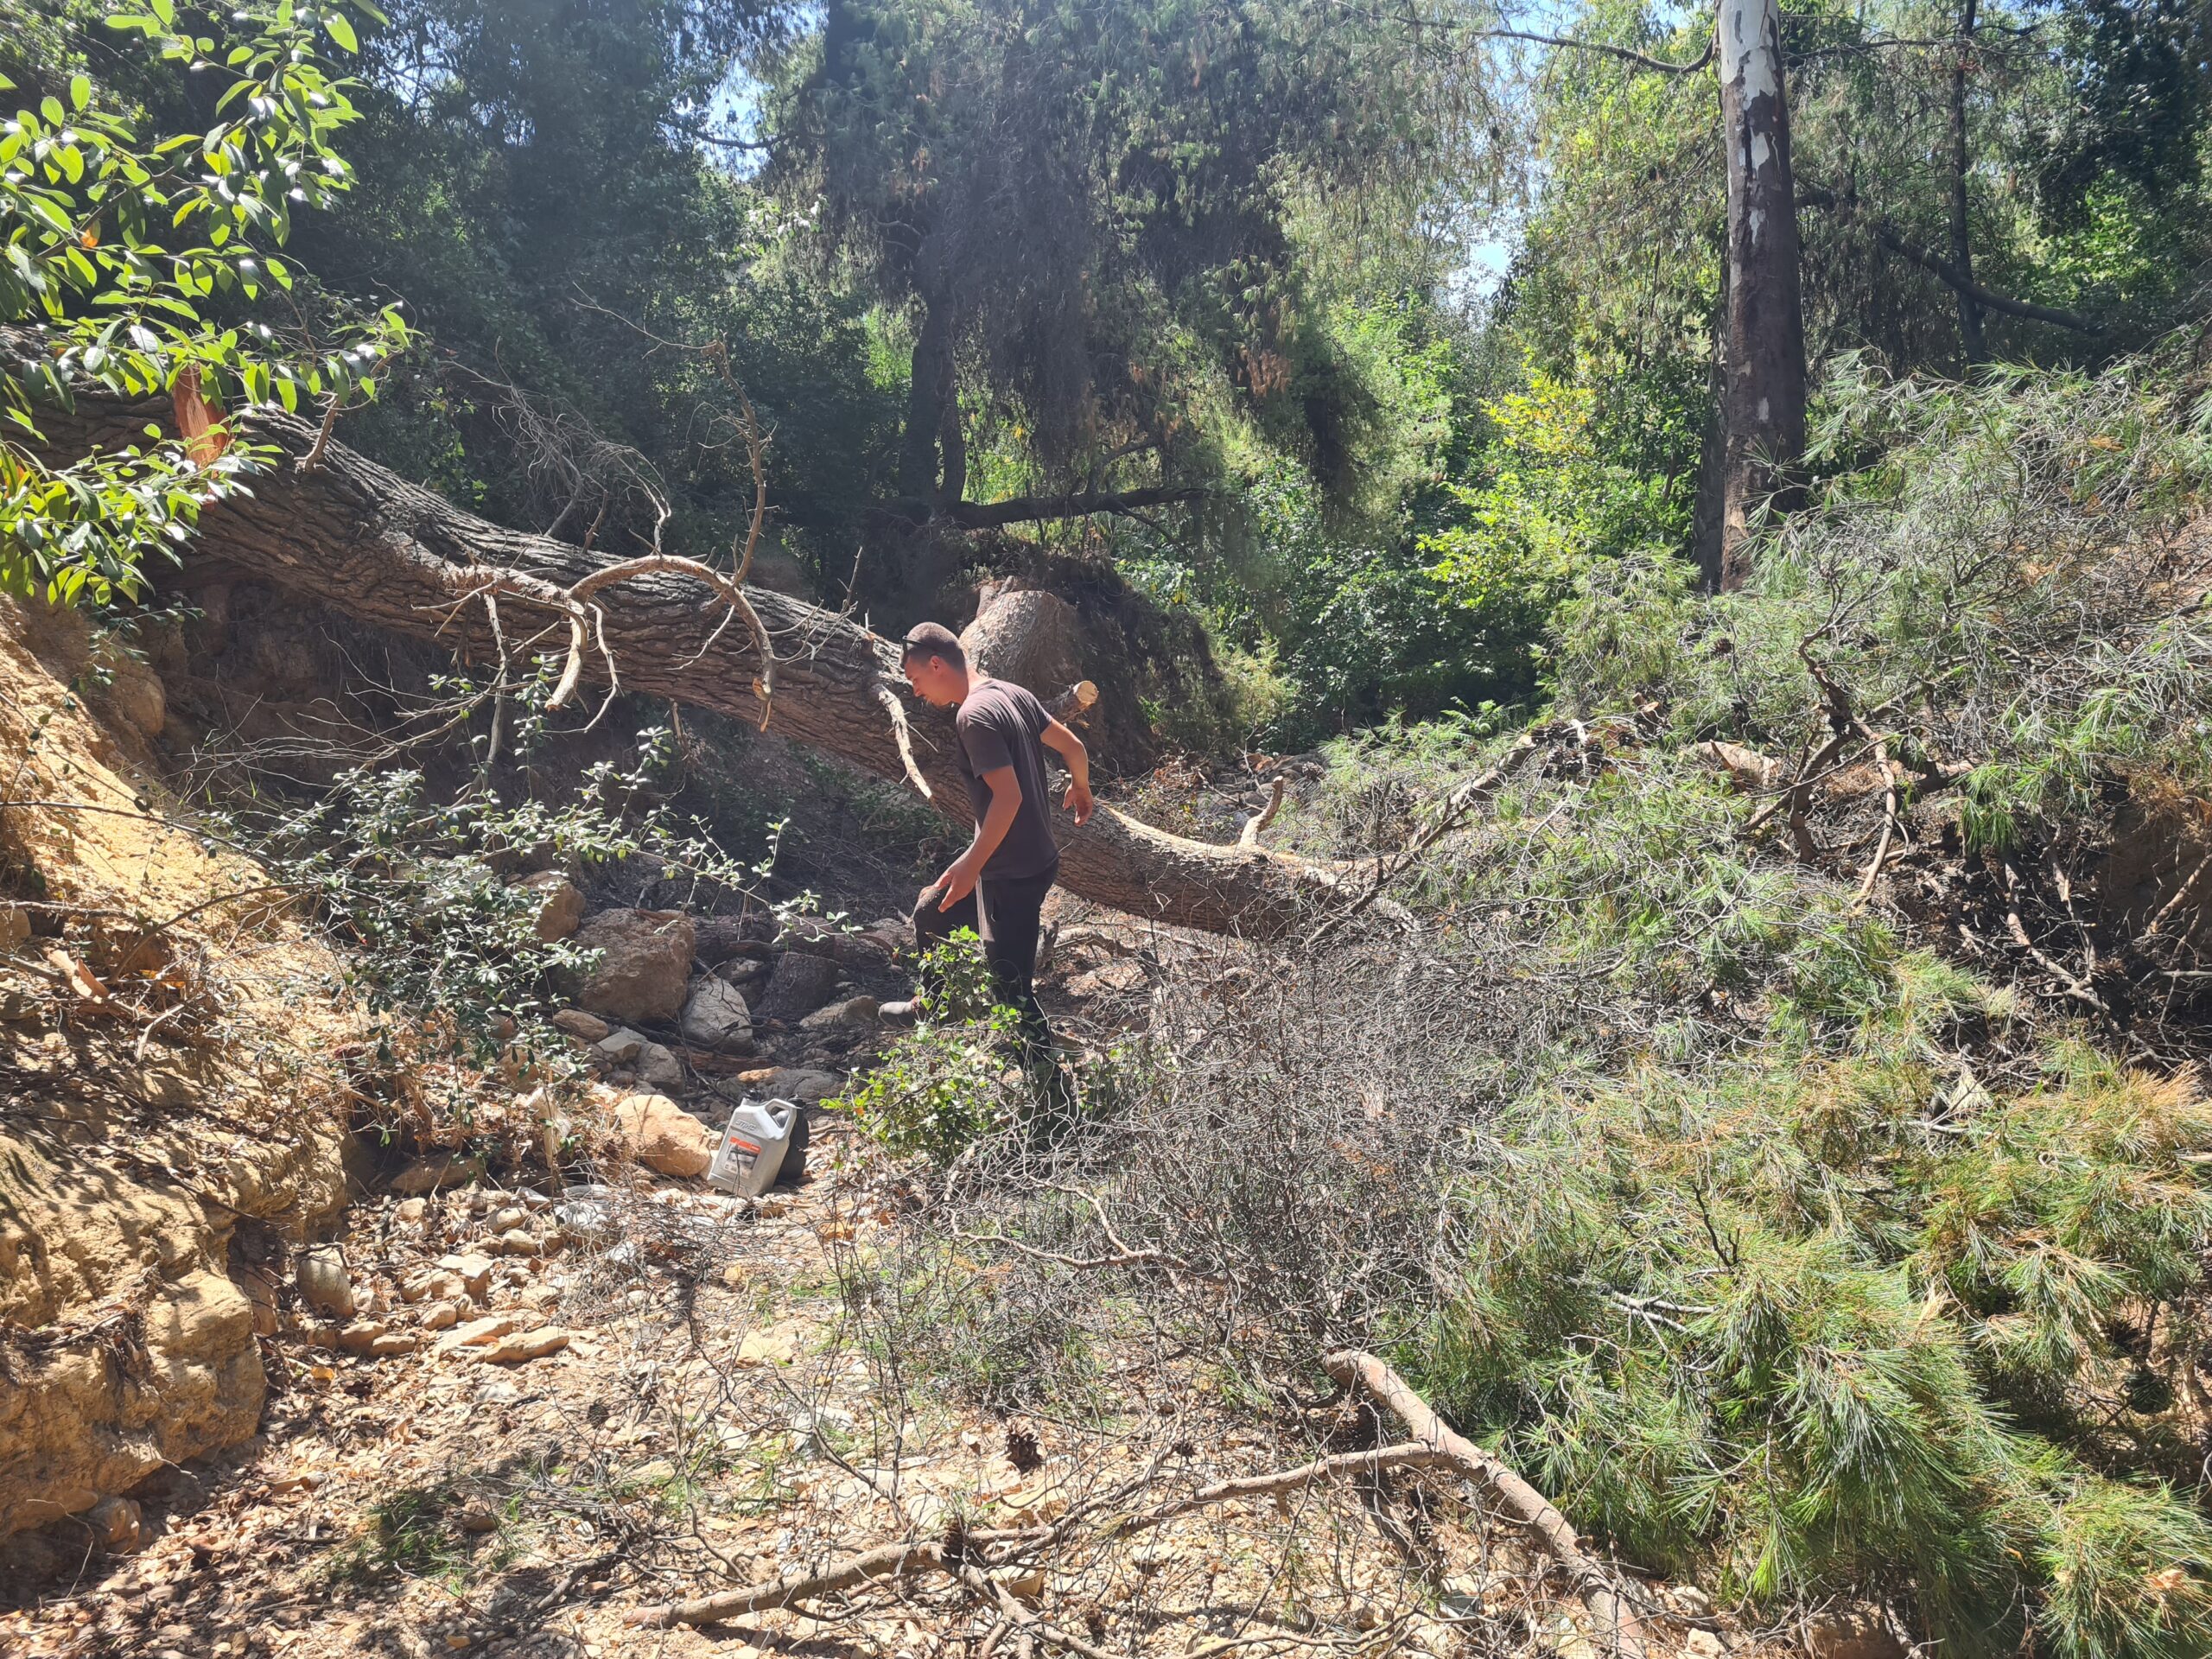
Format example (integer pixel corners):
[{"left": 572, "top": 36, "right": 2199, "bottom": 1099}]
[{"left": 707, "top": 1098, "right": 798, "bottom": 1197}]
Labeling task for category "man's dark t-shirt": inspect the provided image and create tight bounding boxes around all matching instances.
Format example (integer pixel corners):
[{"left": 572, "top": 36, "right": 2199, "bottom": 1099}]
[{"left": 955, "top": 678, "right": 1060, "bottom": 880}]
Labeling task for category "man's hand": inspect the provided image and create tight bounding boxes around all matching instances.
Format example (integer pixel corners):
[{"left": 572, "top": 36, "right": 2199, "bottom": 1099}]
[
  {"left": 1064, "top": 777, "right": 1094, "bottom": 826},
  {"left": 931, "top": 855, "right": 982, "bottom": 912}
]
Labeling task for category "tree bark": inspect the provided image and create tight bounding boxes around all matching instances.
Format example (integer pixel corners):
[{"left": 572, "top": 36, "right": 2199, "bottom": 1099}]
[
  {"left": 1948, "top": 0, "right": 1986, "bottom": 365},
  {"left": 1716, "top": 0, "right": 1808, "bottom": 590},
  {"left": 41, "top": 401, "right": 1345, "bottom": 939}
]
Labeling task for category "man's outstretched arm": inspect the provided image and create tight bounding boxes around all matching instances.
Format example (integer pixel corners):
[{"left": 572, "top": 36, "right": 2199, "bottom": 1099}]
[
  {"left": 934, "top": 766, "right": 1021, "bottom": 910},
  {"left": 1041, "top": 719, "right": 1094, "bottom": 825}
]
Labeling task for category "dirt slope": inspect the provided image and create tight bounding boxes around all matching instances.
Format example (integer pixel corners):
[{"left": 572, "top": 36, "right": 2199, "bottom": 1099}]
[{"left": 0, "top": 595, "right": 357, "bottom": 1548}]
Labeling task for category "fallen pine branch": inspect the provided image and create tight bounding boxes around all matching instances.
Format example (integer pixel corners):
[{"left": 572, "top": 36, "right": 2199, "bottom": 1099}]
[{"left": 1323, "top": 1349, "right": 1649, "bottom": 1659}]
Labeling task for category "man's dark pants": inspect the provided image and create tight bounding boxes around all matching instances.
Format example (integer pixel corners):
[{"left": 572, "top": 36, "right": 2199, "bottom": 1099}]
[{"left": 912, "top": 865, "right": 1056, "bottom": 1050}]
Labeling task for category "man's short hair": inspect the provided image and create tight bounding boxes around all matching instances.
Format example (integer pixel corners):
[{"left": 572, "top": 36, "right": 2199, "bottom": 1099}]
[{"left": 899, "top": 621, "right": 966, "bottom": 670}]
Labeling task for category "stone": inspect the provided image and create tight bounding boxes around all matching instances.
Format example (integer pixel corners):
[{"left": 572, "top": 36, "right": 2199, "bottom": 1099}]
[
  {"left": 391, "top": 1154, "right": 475, "bottom": 1196},
  {"left": 571, "top": 910, "right": 695, "bottom": 1024},
  {"left": 477, "top": 1326, "right": 570, "bottom": 1364},
  {"left": 677, "top": 976, "right": 754, "bottom": 1052},
  {"left": 552, "top": 1008, "right": 610, "bottom": 1042},
  {"left": 594, "top": 1028, "right": 645, "bottom": 1065},
  {"left": 692, "top": 912, "right": 775, "bottom": 968},
  {"left": 368, "top": 1332, "right": 421, "bottom": 1358},
  {"left": 801, "top": 995, "right": 878, "bottom": 1031},
  {"left": 513, "top": 871, "right": 585, "bottom": 944},
  {"left": 418, "top": 1301, "right": 461, "bottom": 1332},
  {"left": 753, "top": 951, "right": 842, "bottom": 1025},
  {"left": 497, "top": 1229, "right": 541, "bottom": 1257},
  {"left": 337, "top": 1320, "right": 389, "bottom": 1353},
  {"left": 607, "top": 1090, "right": 714, "bottom": 1178},
  {"left": 294, "top": 1246, "right": 354, "bottom": 1319},
  {"left": 394, "top": 1198, "right": 428, "bottom": 1224},
  {"left": 737, "top": 1066, "right": 842, "bottom": 1106},
  {"left": 1805, "top": 1610, "right": 1905, "bottom": 1659},
  {"left": 489, "top": 1206, "right": 525, "bottom": 1233},
  {"left": 1686, "top": 1633, "right": 1725, "bottom": 1658},
  {"left": 435, "top": 1315, "right": 517, "bottom": 1357},
  {"left": 85, "top": 1495, "right": 146, "bottom": 1552},
  {"left": 635, "top": 1040, "right": 683, "bottom": 1091},
  {"left": 435, "top": 1255, "right": 495, "bottom": 1300}
]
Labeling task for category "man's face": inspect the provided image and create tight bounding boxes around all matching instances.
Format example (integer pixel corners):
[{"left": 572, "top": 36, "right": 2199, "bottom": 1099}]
[{"left": 903, "top": 653, "right": 961, "bottom": 707}]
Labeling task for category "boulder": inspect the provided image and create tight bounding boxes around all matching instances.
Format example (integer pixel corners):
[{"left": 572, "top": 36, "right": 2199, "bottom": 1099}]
[
  {"left": 572, "top": 909, "right": 695, "bottom": 1024},
  {"left": 607, "top": 1090, "right": 715, "bottom": 1178},
  {"left": 513, "top": 870, "right": 585, "bottom": 943},
  {"left": 678, "top": 976, "right": 754, "bottom": 1052},
  {"left": 753, "top": 950, "right": 842, "bottom": 1025}
]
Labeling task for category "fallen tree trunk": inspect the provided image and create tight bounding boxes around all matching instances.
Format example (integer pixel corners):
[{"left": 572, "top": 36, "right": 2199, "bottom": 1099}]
[{"left": 41, "top": 402, "right": 1348, "bottom": 938}]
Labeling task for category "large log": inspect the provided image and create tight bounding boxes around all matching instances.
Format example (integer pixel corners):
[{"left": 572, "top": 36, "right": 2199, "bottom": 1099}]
[{"left": 41, "top": 402, "right": 1344, "bottom": 938}]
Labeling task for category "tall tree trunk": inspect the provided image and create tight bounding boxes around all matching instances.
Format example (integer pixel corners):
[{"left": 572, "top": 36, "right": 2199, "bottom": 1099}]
[
  {"left": 1948, "top": 0, "right": 1986, "bottom": 365},
  {"left": 899, "top": 290, "right": 957, "bottom": 502},
  {"left": 39, "top": 401, "right": 1349, "bottom": 939},
  {"left": 1716, "top": 0, "right": 1808, "bottom": 590}
]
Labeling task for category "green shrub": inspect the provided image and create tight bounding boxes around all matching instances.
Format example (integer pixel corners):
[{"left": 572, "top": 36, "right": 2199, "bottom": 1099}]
[{"left": 835, "top": 931, "right": 1024, "bottom": 1163}]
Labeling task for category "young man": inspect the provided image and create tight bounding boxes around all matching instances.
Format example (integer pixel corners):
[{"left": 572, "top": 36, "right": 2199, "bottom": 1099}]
[{"left": 887, "top": 621, "right": 1093, "bottom": 1048}]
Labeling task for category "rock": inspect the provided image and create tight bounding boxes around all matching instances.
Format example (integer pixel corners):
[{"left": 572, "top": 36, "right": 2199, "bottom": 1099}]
[
  {"left": 801, "top": 995, "right": 879, "bottom": 1031},
  {"left": 677, "top": 976, "right": 754, "bottom": 1052},
  {"left": 368, "top": 1332, "right": 421, "bottom": 1358},
  {"left": 1686, "top": 1632, "right": 1725, "bottom": 1658},
  {"left": 294, "top": 1246, "right": 354, "bottom": 1319},
  {"left": 753, "top": 950, "right": 842, "bottom": 1024},
  {"left": 693, "top": 912, "right": 775, "bottom": 968},
  {"left": 636, "top": 1040, "right": 683, "bottom": 1091},
  {"left": 435, "top": 1315, "right": 517, "bottom": 1357},
  {"left": 489, "top": 1206, "right": 525, "bottom": 1233},
  {"left": 477, "top": 1325, "right": 570, "bottom": 1364},
  {"left": 337, "top": 1320, "right": 389, "bottom": 1354},
  {"left": 607, "top": 1090, "right": 714, "bottom": 1178},
  {"left": 85, "top": 1495, "right": 146, "bottom": 1553},
  {"left": 435, "top": 1255, "right": 495, "bottom": 1300},
  {"left": 391, "top": 1154, "right": 475, "bottom": 1196},
  {"left": 394, "top": 1197, "right": 428, "bottom": 1224},
  {"left": 513, "top": 871, "right": 584, "bottom": 943},
  {"left": 497, "top": 1229, "right": 541, "bottom": 1257},
  {"left": 594, "top": 1028, "right": 645, "bottom": 1065},
  {"left": 1805, "top": 1609, "right": 1905, "bottom": 1659},
  {"left": 552, "top": 1008, "right": 610, "bottom": 1041},
  {"left": 572, "top": 909, "right": 695, "bottom": 1024},
  {"left": 418, "top": 1301, "right": 461, "bottom": 1332},
  {"left": 737, "top": 1066, "right": 842, "bottom": 1106}
]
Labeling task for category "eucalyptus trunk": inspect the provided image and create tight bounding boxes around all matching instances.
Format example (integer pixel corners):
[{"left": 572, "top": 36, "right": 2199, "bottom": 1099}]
[{"left": 1716, "top": 0, "right": 1807, "bottom": 590}]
